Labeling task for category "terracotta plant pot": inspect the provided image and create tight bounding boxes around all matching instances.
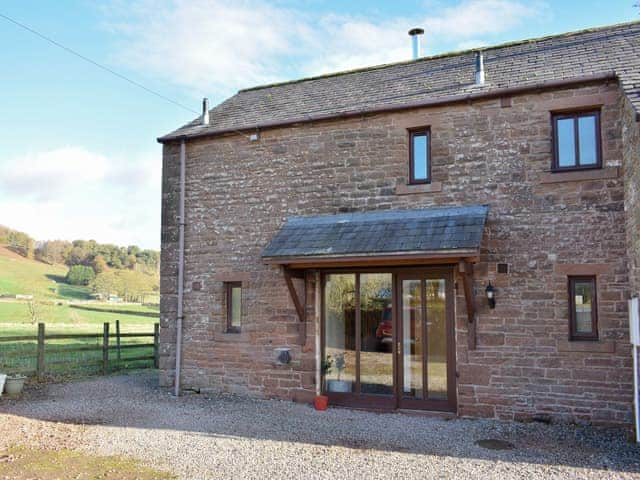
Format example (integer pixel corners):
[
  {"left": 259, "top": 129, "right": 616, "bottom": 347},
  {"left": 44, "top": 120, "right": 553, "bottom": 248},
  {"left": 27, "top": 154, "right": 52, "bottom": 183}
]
[
  {"left": 314, "top": 395, "right": 329, "bottom": 411},
  {"left": 4, "top": 375, "right": 26, "bottom": 396}
]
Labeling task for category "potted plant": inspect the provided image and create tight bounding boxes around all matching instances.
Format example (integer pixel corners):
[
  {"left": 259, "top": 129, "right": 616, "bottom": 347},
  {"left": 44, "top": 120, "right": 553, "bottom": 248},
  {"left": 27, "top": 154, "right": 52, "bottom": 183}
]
[
  {"left": 4, "top": 374, "right": 26, "bottom": 396},
  {"left": 0, "top": 373, "right": 6, "bottom": 398},
  {"left": 314, "top": 355, "right": 332, "bottom": 411},
  {"left": 326, "top": 353, "right": 351, "bottom": 393}
]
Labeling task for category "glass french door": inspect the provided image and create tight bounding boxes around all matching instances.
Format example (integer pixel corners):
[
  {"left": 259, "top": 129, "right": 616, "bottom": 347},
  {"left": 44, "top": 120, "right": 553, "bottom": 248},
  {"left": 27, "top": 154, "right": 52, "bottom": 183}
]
[
  {"left": 397, "top": 271, "right": 456, "bottom": 411},
  {"left": 322, "top": 268, "right": 455, "bottom": 411},
  {"left": 323, "top": 272, "right": 395, "bottom": 409}
]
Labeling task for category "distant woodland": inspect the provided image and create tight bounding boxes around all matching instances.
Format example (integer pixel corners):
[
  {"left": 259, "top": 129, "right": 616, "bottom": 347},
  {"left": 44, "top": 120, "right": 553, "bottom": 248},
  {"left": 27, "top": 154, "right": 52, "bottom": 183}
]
[{"left": 0, "top": 225, "right": 160, "bottom": 302}]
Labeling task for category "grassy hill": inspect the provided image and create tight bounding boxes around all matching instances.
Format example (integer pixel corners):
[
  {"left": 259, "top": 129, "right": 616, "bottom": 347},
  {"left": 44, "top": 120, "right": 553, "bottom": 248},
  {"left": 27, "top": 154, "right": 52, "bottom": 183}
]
[{"left": 0, "top": 246, "right": 91, "bottom": 300}]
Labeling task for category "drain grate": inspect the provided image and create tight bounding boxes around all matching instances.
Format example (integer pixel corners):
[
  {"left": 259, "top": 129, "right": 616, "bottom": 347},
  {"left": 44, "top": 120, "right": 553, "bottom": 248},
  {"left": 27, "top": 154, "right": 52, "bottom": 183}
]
[{"left": 475, "top": 438, "right": 515, "bottom": 450}]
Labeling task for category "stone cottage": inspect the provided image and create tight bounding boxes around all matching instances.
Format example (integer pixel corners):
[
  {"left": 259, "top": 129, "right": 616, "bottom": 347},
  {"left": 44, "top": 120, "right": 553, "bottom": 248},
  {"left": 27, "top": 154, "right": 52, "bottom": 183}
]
[{"left": 158, "top": 21, "right": 640, "bottom": 426}]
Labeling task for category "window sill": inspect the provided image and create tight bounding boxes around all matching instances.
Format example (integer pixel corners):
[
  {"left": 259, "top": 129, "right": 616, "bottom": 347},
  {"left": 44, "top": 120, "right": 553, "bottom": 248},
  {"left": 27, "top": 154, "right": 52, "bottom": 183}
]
[
  {"left": 557, "top": 339, "right": 615, "bottom": 353},
  {"left": 569, "top": 336, "right": 598, "bottom": 342},
  {"left": 540, "top": 167, "right": 619, "bottom": 184},
  {"left": 213, "top": 332, "right": 247, "bottom": 342},
  {"left": 396, "top": 181, "right": 442, "bottom": 195}
]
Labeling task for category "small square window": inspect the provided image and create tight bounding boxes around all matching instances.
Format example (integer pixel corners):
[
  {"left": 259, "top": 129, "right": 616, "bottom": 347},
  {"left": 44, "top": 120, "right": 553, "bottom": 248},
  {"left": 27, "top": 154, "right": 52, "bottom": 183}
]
[
  {"left": 226, "top": 282, "right": 242, "bottom": 333},
  {"left": 568, "top": 276, "right": 598, "bottom": 341},
  {"left": 552, "top": 110, "right": 602, "bottom": 171},
  {"left": 409, "top": 129, "right": 431, "bottom": 184}
]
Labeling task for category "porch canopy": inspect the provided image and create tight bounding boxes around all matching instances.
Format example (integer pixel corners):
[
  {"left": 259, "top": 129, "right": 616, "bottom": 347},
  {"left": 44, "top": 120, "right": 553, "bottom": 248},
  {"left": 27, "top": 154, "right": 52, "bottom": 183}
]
[{"left": 261, "top": 205, "right": 489, "bottom": 268}]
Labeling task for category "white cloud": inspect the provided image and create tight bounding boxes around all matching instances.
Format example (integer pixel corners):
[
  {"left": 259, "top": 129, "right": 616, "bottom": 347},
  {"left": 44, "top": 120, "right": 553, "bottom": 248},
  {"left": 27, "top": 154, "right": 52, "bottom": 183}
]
[
  {"left": 105, "top": 0, "right": 548, "bottom": 95},
  {"left": 104, "top": 0, "right": 310, "bottom": 96},
  {"left": 0, "top": 147, "right": 161, "bottom": 249},
  {"left": 423, "top": 0, "right": 541, "bottom": 37},
  {"left": 0, "top": 147, "right": 109, "bottom": 201}
]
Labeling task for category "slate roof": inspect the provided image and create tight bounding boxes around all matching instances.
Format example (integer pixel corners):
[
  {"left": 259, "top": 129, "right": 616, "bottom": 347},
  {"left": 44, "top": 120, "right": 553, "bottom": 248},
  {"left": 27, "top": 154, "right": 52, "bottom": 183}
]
[
  {"left": 160, "top": 21, "right": 640, "bottom": 142},
  {"left": 261, "top": 206, "right": 489, "bottom": 259}
]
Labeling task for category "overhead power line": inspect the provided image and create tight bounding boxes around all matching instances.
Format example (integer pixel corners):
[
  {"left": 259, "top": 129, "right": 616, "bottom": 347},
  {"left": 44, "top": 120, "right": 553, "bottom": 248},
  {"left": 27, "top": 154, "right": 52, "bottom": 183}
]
[{"left": 0, "top": 12, "right": 199, "bottom": 115}]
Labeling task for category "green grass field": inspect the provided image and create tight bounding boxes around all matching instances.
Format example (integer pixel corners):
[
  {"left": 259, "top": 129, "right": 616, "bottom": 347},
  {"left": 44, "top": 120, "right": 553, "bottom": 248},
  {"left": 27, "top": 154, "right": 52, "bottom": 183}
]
[
  {"left": 0, "top": 246, "right": 159, "bottom": 378},
  {"left": 0, "top": 302, "right": 159, "bottom": 336},
  {"left": 0, "top": 302, "right": 159, "bottom": 377}
]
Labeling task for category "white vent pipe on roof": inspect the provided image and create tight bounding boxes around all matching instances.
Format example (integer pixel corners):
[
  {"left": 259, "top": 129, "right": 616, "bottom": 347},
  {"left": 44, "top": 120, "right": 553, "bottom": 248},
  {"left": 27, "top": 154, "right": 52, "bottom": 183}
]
[
  {"left": 475, "top": 52, "right": 485, "bottom": 86},
  {"left": 202, "top": 98, "right": 209, "bottom": 126},
  {"left": 408, "top": 28, "right": 424, "bottom": 60}
]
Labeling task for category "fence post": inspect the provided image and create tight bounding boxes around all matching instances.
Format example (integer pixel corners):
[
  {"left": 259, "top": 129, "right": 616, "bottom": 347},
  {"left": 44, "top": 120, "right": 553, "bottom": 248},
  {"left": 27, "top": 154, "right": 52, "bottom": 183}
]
[
  {"left": 116, "top": 320, "right": 121, "bottom": 362},
  {"left": 154, "top": 323, "right": 160, "bottom": 369},
  {"left": 102, "top": 323, "right": 109, "bottom": 375},
  {"left": 36, "top": 323, "right": 45, "bottom": 381}
]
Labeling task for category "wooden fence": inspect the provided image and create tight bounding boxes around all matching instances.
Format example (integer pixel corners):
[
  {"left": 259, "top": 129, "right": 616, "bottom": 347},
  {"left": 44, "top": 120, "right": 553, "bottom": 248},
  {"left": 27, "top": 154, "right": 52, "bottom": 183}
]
[{"left": 0, "top": 321, "right": 159, "bottom": 379}]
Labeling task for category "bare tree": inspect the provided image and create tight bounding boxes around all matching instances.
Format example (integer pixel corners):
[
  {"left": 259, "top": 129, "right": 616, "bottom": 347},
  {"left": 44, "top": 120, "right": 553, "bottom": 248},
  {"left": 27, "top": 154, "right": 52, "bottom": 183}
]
[{"left": 27, "top": 299, "right": 39, "bottom": 325}]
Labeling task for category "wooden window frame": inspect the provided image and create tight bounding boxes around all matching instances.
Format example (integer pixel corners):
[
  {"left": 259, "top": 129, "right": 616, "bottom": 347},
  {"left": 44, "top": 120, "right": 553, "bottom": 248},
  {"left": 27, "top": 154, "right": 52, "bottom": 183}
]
[
  {"left": 408, "top": 128, "right": 431, "bottom": 185},
  {"left": 568, "top": 275, "right": 598, "bottom": 341},
  {"left": 226, "top": 282, "right": 242, "bottom": 334},
  {"left": 551, "top": 109, "right": 602, "bottom": 172}
]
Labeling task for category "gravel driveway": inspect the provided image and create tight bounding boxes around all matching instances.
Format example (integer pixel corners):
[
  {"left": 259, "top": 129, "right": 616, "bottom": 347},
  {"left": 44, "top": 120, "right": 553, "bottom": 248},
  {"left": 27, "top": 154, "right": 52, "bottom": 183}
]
[{"left": 1, "top": 371, "right": 639, "bottom": 479}]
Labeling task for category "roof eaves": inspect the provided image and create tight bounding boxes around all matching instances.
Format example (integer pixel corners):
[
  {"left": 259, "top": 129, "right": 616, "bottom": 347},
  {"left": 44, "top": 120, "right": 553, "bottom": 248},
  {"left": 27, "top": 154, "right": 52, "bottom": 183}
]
[{"left": 261, "top": 248, "right": 480, "bottom": 264}]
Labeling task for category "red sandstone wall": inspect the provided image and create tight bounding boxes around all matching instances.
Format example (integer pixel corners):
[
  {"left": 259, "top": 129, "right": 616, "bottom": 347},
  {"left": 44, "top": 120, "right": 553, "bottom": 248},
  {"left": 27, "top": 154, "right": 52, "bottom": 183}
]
[
  {"left": 623, "top": 97, "right": 640, "bottom": 296},
  {"left": 160, "top": 81, "right": 633, "bottom": 425}
]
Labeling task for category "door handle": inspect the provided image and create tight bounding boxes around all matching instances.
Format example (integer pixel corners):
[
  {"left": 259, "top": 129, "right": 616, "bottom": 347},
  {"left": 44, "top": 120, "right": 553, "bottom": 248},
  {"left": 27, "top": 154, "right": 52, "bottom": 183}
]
[{"left": 397, "top": 342, "right": 401, "bottom": 355}]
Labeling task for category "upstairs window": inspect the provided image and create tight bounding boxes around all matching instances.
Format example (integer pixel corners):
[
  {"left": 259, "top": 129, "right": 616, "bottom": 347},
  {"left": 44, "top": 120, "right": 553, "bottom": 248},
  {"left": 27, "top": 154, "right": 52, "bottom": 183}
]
[
  {"left": 568, "top": 276, "right": 598, "bottom": 341},
  {"left": 409, "top": 129, "right": 431, "bottom": 184},
  {"left": 226, "top": 282, "right": 242, "bottom": 333},
  {"left": 552, "top": 110, "right": 602, "bottom": 171}
]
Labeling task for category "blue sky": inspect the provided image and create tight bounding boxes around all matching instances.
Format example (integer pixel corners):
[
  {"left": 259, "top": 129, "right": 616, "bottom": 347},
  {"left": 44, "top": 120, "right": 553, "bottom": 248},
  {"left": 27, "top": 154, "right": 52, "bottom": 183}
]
[{"left": 0, "top": 0, "right": 637, "bottom": 249}]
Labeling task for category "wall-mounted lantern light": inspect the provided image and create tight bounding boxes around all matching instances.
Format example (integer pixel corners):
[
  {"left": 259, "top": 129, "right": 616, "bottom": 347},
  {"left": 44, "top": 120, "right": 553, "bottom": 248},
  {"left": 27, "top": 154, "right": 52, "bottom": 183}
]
[{"left": 485, "top": 282, "right": 496, "bottom": 309}]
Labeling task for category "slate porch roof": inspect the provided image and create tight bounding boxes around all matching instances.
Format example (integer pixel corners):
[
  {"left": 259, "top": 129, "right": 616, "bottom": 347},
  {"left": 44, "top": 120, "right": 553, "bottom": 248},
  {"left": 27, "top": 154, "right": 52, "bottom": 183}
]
[
  {"left": 261, "top": 206, "right": 489, "bottom": 260},
  {"left": 160, "top": 21, "right": 640, "bottom": 143}
]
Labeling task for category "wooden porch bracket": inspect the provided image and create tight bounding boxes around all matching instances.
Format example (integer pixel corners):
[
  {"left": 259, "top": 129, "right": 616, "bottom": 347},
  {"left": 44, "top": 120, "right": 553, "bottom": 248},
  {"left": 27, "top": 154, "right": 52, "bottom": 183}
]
[
  {"left": 459, "top": 261, "right": 477, "bottom": 351},
  {"left": 283, "top": 266, "right": 307, "bottom": 345}
]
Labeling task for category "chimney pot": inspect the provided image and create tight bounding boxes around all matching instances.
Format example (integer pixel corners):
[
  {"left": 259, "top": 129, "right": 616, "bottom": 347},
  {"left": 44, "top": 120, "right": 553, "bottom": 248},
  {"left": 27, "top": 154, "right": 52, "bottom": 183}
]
[
  {"left": 202, "top": 98, "right": 210, "bottom": 126},
  {"left": 475, "top": 52, "right": 485, "bottom": 86},
  {"left": 408, "top": 28, "right": 424, "bottom": 60}
]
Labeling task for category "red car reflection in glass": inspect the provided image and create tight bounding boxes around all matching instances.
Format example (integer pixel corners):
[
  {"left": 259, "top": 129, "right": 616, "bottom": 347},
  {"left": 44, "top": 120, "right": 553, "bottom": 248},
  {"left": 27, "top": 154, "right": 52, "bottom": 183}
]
[
  {"left": 375, "top": 306, "right": 393, "bottom": 349},
  {"left": 375, "top": 305, "right": 419, "bottom": 351}
]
